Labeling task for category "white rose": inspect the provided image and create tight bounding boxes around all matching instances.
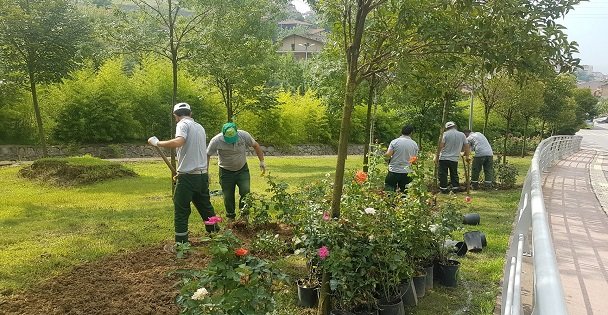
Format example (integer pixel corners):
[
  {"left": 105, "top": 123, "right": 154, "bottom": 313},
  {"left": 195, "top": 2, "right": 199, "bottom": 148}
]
[
  {"left": 191, "top": 287, "right": 209, "bottom": 300},
  {"left": 364, "top": 207, "right": 376, "bottom": 215}
]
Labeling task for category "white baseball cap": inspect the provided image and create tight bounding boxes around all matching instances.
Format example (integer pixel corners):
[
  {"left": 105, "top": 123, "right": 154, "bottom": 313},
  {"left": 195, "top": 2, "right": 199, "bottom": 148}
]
[
  {"left": 445, "top": 121, "right": 456, "bottom": 128},
  {"left": 173, "top": 102, "right": 191, "bottom": 113}
]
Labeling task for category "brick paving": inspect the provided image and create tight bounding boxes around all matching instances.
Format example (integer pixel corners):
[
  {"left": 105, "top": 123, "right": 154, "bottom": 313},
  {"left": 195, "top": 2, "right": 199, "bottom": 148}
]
[{"left": 542, "top": 149, "right": 608, "bottom": 315}]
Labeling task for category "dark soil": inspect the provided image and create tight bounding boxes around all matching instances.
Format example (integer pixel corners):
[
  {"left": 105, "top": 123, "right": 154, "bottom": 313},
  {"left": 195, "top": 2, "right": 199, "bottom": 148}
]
[
  {"left": 18, "top": 157, "right": 137, "bottom": 186},
  {"left": 229, "top": 222, "right": 294, "bottom": 240},
  {"left": 0, "top": 244, "right": 209, "bottom": 315}
]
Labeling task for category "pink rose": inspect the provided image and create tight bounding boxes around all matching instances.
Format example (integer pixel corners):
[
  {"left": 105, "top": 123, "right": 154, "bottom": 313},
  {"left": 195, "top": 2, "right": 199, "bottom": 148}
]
[
  {"left": 318, "top": 246, "right": 330, "bottom": 260},
  {"left": 204, "top": 216, "right": 223, "bottom": 225},
  {"left": 322, "top": 212, "right": 330, "bottom": 221}
]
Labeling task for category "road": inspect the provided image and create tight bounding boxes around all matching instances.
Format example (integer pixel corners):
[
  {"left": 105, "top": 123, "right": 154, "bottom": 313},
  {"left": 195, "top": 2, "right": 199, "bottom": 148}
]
[{"left": 578, "top": 121, "right": 608, "bottom": 151}]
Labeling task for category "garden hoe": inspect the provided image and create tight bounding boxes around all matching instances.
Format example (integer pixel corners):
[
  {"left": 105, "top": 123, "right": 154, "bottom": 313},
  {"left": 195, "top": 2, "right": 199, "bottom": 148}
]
[
  {"left": 462, "top": 155, "right": 471, "bottom": 195},
  {"left": 153, "top": 146, "right": 177, "bottom": 174}
]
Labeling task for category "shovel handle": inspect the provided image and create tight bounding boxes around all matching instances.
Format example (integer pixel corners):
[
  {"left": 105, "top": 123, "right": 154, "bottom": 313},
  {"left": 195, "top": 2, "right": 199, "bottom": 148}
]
[{"left": 153, "top": 146, "right": 177, "bottom": 174}]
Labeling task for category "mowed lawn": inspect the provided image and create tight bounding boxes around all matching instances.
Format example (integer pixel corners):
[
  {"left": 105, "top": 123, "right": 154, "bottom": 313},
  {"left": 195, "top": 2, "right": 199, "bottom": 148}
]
[
  {"left": 0, "top": 156, "right": 359, "bottom": 293},
  {"left": 0, "top": 155, "right": 531, "bottom": 315}
]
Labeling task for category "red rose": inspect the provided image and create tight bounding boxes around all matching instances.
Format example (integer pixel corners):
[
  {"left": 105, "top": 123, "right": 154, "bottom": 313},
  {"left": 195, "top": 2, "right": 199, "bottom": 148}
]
[{"left": 235, "top": 248, "right": 249, "bottom": 257}]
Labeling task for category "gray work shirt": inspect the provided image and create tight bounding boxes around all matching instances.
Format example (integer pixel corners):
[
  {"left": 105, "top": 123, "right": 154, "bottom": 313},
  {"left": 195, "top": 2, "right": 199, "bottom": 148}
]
[
  {"left": 439, "top": 129, "right": 468, "bottom": 162},
  {"left": 467, "top": 132, "right": 493, "bottom": 157},
  {"left": 388, "top": 136, "right": 419, "bottom": 174},
  {"left": 175, "top": 117, "right": 208, "bottom": 173},
  {"left": 207, "top": 130, "right": 256, "bottom": 171}
]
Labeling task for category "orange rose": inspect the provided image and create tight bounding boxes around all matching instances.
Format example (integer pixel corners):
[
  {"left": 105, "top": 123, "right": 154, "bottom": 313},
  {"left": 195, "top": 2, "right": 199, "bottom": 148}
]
[
  {"left": 354, "top": 171, "right": 368, "bottom": 184},
  {"left": 409, "top": 156, "right": 418, "bottom": 164},
  {"left": 235, "top": 248, "right": 249, "bottom": 257}
]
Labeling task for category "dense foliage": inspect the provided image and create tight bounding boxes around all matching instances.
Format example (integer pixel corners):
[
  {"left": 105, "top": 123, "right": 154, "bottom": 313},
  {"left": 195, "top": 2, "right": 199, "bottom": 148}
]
[{"left": 0, "top": 1, "right": 597, "bottom": 158}]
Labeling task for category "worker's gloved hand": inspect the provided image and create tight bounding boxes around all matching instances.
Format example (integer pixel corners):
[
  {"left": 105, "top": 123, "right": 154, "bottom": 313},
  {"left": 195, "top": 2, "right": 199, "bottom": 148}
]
[
  {"left": 259, "top": 160, "right": 266, "bottom": 174},
  {"left": 148, "top": 136, "right": 159, "bottom": 147}
]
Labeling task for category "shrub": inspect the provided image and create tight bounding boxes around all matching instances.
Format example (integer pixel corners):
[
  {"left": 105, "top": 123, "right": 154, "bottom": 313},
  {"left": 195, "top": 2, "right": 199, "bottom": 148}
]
[
  {"left": 175, "top": 230, "right": 287, "bottom": 315},
  {"left": 18, "top": 155, "right": 137, "bottom": 186},
  {"left": 53, "top": 92, "right": 137, "bottom": 143},
  {"left": 495, "top": 161, "right": 518, "bottom": 189}
]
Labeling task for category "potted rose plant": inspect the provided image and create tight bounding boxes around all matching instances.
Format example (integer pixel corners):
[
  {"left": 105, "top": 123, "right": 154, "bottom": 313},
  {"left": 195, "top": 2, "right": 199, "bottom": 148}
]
[{"left": 433, "top": 195, "right": 465, "bottom": 287}]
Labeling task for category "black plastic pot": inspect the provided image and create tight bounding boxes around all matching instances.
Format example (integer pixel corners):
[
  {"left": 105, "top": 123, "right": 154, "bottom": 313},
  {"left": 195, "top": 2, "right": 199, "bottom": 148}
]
[
  {"left": 455, "top": 241, "right": 468, "bottom": 256},
  {"left": 297, "top": 280, "right": 318, "bottom": 308},
  {"left": 424, "top": 265, "right": 434, "bottom": 290},
  {"left": 480, "top": 232, "right": 487, "bottom": 247},
  {"left": 462, "top": 213, "right": 481, "bottom": 225},
  {"left": 464, "top": 231, "right": 483, "bottom": 253},
  {"left": 412, "top": 272, "right": 427, "bottom": 298},
  {"left": 399, "top": 278, "right": 417, "bottom": 306},
  {"left": 378, "top": 296, "right": 405, "bottom": 315},
  {"left": 438, "top": 260, "right": 461, "bottom": 287}
]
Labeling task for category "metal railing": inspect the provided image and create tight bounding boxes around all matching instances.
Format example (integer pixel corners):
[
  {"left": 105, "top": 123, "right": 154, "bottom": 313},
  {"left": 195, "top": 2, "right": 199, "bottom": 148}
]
[{"left": 501, "top": 135, "right": 582, "bottom": 315}]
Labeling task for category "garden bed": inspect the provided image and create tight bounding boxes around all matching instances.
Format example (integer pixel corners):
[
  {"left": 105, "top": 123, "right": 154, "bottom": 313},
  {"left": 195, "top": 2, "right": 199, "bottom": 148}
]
[
  {"left": 19, "top": 155, "right": 137, "bottom": 186},
  {"left": 0, "top": 244, "right": 208, "bottom": 315}
]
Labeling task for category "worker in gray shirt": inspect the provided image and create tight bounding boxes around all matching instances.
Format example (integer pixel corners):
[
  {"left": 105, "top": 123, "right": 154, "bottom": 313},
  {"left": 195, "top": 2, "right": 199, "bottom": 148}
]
[
  {"left": 384, "top": 125, "right": 418, "bottom": 192},
  {"left": 438, "top": 121, "right": 470, "bottom": 194},
  {"left": 463, "top": 130, "right": 494, "bottom": 189},
  {"left": 207, "top": 122, "right": 266, "bottom": 220},
  {"left": 148, "top": 102, "right": 216, "bottom": 246}
]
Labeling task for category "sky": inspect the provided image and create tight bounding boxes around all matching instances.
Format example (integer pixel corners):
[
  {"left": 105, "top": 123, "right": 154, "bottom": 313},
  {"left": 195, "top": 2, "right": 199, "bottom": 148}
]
[
  {"left": 291, "top": 1, "right": 607, "bottom": 74},
  {"left": 561, "top": 0, "right": 608, "bottom": 74},
  {"left": 292, "top": 0, "right": 311, "bottom": 13}
]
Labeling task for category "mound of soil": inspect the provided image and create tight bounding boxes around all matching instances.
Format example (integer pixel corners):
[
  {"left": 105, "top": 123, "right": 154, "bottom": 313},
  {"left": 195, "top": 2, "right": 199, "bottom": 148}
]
[
  {"left": 0, "top": 244, "right": 209, "bottom": 315},
  {"left": 19, "top": 157, "right": 137, "bottom": 186}
]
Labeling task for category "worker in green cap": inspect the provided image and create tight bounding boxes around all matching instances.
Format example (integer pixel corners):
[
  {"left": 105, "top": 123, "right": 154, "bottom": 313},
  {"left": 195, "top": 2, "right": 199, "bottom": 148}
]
[{"left": 206, "top": 122, "right": 266, "bottom": 220}]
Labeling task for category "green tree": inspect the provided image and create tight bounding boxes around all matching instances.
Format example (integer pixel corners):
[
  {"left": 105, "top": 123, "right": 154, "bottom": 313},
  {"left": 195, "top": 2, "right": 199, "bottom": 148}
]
[
  {"left": 573, "top": 88, "right": 599, "bottom": 122},
  {"left": 518, "top": 80, "right": 545, "bottom": 157},
  {"left": 597, "top": 99, "right": 608, "bottom": 116},
  {"left": 190, "top": 0, "right": 286, "bottom": 121},
  {"left": 540, "top": 74, "right": 577, "bottom": 135},
  {"left": 111, "top": 0, "right": 209, "bottom": 172},
  {"left": 0, "top": 0, "right": 91, "bottom": 155}
]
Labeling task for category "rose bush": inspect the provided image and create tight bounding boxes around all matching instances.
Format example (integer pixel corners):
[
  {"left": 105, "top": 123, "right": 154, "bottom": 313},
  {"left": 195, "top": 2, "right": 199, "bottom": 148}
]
[{"left": 175, "top": 230, "right": 287, "bottom": 315}]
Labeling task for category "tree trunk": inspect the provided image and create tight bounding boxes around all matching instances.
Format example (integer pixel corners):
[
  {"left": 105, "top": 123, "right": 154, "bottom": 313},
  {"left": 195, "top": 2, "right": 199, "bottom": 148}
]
[
  {"left": 169, "top": 0, "right": 178, "bottom": 184},
  {"left": 28, "top": 68, "right": 48, "bottom": 157},
  {"left": 433, "top": 93, "right": 450, "bottom": 188},
  {"left": 540, "top": 120, "right": 545, "bottom": 138},
  {"left": 483, "top": 108, "right": 490, "bottom": 134},
  {"left": 521, "top": 117, "right": 529, "bottom": 157},
  {"left": 171, "top": 56, "right": 178, "bottom": 183},
  {"left": 362, "top": 78, "right": 375, "bottom": 172},
  {"left": 502, "top": 114, "right": 511, "bottom": 164},
  {"left": 319, "top": 2, "right": 370, "bottom": 314}
]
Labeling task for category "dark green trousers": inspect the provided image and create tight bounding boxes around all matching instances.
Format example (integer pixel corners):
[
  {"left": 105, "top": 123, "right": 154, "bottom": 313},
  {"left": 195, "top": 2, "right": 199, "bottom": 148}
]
[
  {"left": 471, "top": 156, "right": 494, "bottom": 185},
  {"left": 173, "top": 173, "right": 215, "bottom": 243},
  {"left": 219, "top": 164, "right": 250, "bottom": 219},
  {"left": 384, "top": 171, "right": 413, "bottom": 192}
]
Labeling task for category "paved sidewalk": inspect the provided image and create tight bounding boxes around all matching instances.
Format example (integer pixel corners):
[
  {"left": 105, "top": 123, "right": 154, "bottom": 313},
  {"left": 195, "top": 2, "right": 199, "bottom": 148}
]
[{"left": 542, "top": 149, "right": 608, "bottom": 315}]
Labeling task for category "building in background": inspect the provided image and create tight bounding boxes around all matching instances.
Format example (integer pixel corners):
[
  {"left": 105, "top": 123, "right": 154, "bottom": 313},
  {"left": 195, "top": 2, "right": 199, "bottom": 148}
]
[{"left": 277, "top": 19, "right": 326, "bottom": 60}]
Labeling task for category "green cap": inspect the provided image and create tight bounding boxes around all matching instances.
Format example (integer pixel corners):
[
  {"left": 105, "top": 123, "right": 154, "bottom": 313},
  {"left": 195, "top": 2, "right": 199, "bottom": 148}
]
[{"left": 222, "top": 122, "right": 238, "bottom": 144}]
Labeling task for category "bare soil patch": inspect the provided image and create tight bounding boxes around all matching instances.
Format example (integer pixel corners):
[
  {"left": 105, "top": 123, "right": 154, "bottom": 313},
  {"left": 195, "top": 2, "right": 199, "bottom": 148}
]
[{"left": 0, "top": 244, "right": 209, "bottom": 315}]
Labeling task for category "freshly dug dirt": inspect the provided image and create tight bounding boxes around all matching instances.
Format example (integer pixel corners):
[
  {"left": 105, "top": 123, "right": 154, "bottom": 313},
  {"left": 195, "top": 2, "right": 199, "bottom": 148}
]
[
  {"left": 18, "top": 157, "right": 137, "bottom": 186},
  {"left": 0, "top": 244, "right": 209, "bottom": 315}
]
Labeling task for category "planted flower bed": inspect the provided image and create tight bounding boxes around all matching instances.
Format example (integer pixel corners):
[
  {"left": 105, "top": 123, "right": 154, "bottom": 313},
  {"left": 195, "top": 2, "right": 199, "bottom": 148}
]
[{"left": 173, "top": 149, "right": 469, "bottom": 314}]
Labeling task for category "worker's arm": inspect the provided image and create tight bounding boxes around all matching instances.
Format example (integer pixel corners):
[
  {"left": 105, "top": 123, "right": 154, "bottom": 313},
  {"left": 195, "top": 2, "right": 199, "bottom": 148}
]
[
  {"left": 252, "top": 142, "right": 266, "bottom": 174},
  {"left": 157, "top": 136, "right": 185, "bottom": 148}
]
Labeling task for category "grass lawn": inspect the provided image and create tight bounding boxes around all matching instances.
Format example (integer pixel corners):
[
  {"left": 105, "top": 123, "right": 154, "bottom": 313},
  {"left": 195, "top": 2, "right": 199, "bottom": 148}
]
[{"left": 0, "top": 155, "right": 531, "bottom": 315}]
